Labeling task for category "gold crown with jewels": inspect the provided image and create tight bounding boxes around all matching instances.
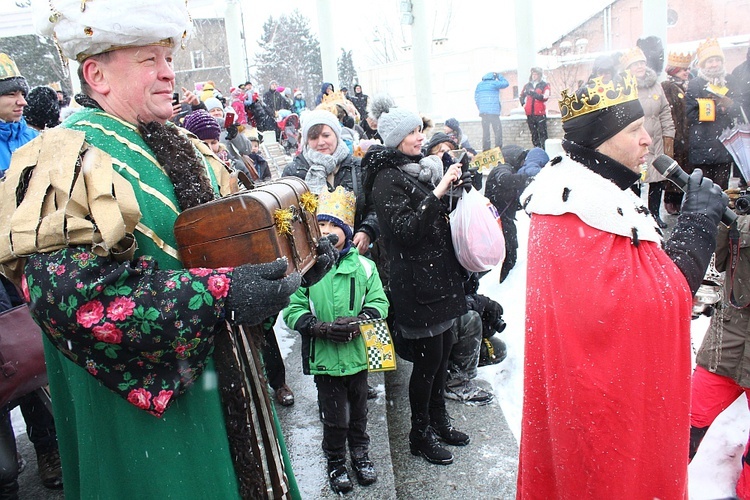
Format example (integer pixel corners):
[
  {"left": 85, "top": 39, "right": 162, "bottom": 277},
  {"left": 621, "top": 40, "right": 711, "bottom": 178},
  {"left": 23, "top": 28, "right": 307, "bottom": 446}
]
[{"left": 559, "top": 71, "right": 639, "bottom": 123}]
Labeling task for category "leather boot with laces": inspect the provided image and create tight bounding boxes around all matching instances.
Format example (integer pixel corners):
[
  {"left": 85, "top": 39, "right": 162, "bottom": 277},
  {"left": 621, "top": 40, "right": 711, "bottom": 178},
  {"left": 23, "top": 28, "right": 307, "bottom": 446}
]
[
  {"left": 409, "top": 427, "right": 453, "bottom": 465},
  {"left": 36, "top": 447, "right": 63, "bottom": 489},
  {"left": 350, "top": 448, "right": 377, "bottom": 486},
  {"left": 327, "top": 456, "right": 353, "bottom": 494},
  {"left": 430, "top": 410, "right": 470, "bottom": 446}
]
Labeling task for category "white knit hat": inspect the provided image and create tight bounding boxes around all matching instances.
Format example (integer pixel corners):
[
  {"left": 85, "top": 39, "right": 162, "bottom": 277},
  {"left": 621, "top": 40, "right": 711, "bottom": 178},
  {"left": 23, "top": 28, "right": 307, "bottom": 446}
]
[
  {"left": 33, "top": 0, "right": 193, "bottom": 62},
  {"left": 301, "top": 109, "right": 341, "bottom": 145},
  {"left": 204, "top": 97, "right": 224, "bottom": 114},
  {"left": 377, "top": 107, "right": 422, "bottom": 148}
]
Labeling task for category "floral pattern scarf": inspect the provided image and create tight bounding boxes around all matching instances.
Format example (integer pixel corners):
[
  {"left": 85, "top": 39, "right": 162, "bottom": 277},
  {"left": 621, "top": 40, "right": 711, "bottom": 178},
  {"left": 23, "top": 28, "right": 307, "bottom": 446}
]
[{"left": 24, "top": 246, "right": 234, "bottom": 417}]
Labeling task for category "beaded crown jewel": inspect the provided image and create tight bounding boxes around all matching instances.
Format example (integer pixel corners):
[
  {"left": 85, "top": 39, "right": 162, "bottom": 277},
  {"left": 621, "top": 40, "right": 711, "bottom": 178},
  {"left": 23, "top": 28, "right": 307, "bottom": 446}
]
[{"left": 559, "top": 71, "right": 639, "bottom": 123}]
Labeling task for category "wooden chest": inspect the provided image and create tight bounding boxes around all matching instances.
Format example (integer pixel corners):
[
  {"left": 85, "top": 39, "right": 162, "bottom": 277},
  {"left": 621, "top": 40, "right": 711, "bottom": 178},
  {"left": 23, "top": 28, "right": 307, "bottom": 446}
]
[{"left": 174, "top": 177, "right": 320, "bottom": 275}]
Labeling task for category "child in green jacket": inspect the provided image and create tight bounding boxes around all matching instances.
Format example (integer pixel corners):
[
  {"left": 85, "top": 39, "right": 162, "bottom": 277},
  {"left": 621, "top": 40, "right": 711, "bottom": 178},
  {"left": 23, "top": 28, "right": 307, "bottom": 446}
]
[{"left": 283, "top": 186, "right": 389, "bottom": 495}]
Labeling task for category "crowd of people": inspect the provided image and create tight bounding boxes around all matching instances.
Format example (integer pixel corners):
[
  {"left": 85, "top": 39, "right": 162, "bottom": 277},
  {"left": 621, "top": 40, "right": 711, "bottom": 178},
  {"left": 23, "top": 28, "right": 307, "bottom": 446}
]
[{"left": 0, "top": 0, "right": 749, "bottom": 498}]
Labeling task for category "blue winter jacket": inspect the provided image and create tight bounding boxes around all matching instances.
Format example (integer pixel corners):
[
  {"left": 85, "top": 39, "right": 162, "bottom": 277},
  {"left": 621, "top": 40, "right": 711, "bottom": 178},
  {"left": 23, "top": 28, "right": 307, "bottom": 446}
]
[
  {"left": 0, "top": 117, "right": 38, "bottom": 175},
  {"left": 517, "top": 147, "right": 549, "bottom": 177},
  {"left": 474, "top": 72, "right": 510, "bottom": 116}
]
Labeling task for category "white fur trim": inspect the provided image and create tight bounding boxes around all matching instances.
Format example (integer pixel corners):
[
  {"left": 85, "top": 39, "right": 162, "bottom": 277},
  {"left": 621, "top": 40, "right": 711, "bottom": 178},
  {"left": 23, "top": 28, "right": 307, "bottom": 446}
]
[{"left": 520, "top": 156, "right": 663, "bottom": 245}]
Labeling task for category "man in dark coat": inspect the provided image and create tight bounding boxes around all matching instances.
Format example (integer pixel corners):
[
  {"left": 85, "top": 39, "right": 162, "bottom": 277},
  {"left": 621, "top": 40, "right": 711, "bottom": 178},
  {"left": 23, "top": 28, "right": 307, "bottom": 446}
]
[
  {"left": 348, "top": 84, "right": 369, "bottom": 123},
  {"left": 262, "top": 80, "right": 289, "bottom": 114}
]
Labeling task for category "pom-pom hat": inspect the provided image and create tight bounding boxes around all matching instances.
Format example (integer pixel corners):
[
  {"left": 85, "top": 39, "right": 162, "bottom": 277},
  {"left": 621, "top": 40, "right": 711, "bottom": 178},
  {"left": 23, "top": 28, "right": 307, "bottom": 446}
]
[
  {"left": 378, "top": 107, "right": 423, "bottom": 148},
  {"left": 34, "top": 0, "right": 193, "bottom": 62}
]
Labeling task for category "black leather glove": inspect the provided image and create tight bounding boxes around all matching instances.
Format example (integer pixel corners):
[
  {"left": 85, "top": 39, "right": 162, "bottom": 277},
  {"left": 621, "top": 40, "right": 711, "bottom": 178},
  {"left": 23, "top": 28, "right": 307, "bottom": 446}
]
[
  {"left": 301, "top": 235, "right": 338, "bottom": 287},
  {"left": 226, "top": 123, "right": 239, "bottom": 140},
  {"left": 466, "top": 293, "right": 488, "bottom": 313},
  {"left": 310, "top": 317, "right": 360, "bottom": 343},
  {"left": 226, "top": 258, "right": 301, "bottom": 325},
  {"left": 681, "top": 168, "right": 729, "bottom": 227},
  {"left": 481, "top": 297, "right": 506, "bottom": 337},
  {"left": 458, "top": 170, "right": 473, "bottom": 192}
]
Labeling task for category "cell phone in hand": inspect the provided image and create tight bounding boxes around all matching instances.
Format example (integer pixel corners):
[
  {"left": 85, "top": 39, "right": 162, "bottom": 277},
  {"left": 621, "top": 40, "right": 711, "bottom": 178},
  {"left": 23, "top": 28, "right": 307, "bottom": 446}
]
[
  {"left": 172, "top": 92, "right": 180, "bottom": 106},
  {"left": 448, "top": 149, "right": 470, "bottom": 172},
  {"left": 224, "top": 113, "right": 235, "bottom": 129}
]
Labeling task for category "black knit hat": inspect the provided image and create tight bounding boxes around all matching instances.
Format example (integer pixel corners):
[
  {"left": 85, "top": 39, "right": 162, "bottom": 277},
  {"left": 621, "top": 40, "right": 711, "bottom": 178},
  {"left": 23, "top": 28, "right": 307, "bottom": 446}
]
[
  {"left": 0, "top": 53, "right": 29, "bottom": 97},
  {"left": 0, "top": 76, "right": 29, "bottom": 97},
  {"left": 23, "top": 86, "right": 60, "bottom": 129},
  {"left": 423, "top": 132, "right": 457, "bottom": 154}
]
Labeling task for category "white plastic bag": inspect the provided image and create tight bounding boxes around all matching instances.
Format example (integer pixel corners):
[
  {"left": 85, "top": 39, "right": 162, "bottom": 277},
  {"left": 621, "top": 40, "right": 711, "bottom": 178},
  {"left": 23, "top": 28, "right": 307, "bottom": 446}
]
[{"left": 449, "top": 187, "right": 505, "bottom": 272}]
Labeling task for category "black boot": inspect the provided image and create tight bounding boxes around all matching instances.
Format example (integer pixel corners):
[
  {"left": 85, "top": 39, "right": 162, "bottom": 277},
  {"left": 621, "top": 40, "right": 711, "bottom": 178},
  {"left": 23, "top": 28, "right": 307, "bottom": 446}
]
[
  {"left": 689, "top": 425, "right": 709, "bottom": 461},
  {"left": 350, "top": 448, "right": 377, "bottom": 486},
  {"left": 327, "top": 456, "right": 353, "bottom": 494},
  {"left": 409, "top": 427, "right": 453, "bottom": 465},
  {"left": 430, "top": 410, "right": 470, "bottom": 446}
]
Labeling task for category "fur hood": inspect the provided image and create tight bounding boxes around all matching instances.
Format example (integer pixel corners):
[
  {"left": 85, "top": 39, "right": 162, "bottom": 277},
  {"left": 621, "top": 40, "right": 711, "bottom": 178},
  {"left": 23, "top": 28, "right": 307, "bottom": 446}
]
[{"left": 636, "top": 67, "right": 659, "bottom": 89}]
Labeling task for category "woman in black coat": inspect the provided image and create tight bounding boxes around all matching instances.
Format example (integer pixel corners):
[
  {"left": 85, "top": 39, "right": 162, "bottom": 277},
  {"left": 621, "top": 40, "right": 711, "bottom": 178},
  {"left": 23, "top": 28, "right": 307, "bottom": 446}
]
[
  {"left": 362, "top": 99, "right": 470, "bottom": 466},
  {"left": 283, "top": 109, "right": 378, "bottom": 253}
]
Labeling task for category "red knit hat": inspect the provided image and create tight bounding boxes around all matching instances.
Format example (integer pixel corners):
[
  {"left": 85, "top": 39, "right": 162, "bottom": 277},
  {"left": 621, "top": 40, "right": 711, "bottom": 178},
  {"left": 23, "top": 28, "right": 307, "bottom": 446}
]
[{"left": 183, "top": 110, "right": 221, "bottom": 141}]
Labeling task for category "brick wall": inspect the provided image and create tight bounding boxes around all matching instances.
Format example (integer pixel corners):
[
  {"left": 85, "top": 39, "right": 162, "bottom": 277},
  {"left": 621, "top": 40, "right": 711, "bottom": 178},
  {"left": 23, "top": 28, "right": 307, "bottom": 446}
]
[{"left": 436, "top": 116, "right": 564, "bottom": 152}]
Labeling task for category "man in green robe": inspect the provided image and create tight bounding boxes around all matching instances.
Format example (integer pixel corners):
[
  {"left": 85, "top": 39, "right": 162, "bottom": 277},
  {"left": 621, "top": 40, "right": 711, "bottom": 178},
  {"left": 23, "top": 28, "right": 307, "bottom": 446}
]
[{"left": 0, "top": 1, "right": 335, "bottom": 498}]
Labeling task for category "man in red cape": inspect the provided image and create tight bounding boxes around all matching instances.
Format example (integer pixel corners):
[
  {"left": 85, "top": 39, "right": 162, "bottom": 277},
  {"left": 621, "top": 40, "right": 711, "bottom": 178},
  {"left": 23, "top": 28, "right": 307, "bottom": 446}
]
[{"left": 517, "top": 71, "right": 728, "bottom": 499}]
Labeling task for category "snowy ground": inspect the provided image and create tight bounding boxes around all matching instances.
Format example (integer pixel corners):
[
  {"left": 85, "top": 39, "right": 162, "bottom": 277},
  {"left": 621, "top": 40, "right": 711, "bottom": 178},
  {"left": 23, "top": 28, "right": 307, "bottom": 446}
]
[{"left": 13, "top": 205, "right": 749, "bottom": 498}]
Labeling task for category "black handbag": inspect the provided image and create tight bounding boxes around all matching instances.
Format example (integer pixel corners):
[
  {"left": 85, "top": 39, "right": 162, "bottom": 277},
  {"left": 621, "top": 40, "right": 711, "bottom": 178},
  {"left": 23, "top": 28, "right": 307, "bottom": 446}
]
[{"left": 0, "top": 304, "right": 48, "bottom": 407}]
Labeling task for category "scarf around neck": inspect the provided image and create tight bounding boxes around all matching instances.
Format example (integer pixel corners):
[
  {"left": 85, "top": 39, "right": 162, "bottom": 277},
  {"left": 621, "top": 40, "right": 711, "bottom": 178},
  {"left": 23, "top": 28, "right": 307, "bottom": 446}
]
[
  {"left": 398, "top": 154, "right": 444, "bottom": 187},
  {"left": 698, "top": 66, "right": 727, "bottom": 87},
  {"left": 302, "top": 141, "right": 351, "bottom": 195}
]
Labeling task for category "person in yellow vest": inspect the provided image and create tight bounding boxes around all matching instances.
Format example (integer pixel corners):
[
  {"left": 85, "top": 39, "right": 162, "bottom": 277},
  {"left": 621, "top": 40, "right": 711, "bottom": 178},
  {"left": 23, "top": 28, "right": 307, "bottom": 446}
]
[{"left": 686, "top": 38, "right": 743, "bottom": 189}]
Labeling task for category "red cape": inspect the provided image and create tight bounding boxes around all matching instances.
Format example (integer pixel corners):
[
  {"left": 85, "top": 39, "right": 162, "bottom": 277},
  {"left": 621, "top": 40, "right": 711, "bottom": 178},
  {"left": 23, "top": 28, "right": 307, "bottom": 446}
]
[{"left": 518, "top": 212, "right": 692, "bottom": 499}]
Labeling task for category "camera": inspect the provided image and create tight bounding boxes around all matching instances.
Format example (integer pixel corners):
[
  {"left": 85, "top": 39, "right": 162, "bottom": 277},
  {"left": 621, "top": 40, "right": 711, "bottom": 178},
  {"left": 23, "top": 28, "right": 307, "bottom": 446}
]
[{"left": 734, "top": 191, "right": 750, "bottom": 215}]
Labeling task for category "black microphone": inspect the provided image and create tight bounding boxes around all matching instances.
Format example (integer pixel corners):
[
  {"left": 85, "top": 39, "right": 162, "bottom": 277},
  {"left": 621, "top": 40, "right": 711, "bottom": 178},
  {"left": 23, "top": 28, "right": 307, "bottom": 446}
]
[{"left": 652, "top": 154, "right": 736, "bottom": 226}]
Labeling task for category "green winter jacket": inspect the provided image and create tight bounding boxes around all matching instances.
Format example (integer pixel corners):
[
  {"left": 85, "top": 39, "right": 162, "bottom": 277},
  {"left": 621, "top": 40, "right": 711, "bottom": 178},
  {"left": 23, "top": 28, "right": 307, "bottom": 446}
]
[{"left": 284, "top": 248, "right": 389, "bottom": 376}]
